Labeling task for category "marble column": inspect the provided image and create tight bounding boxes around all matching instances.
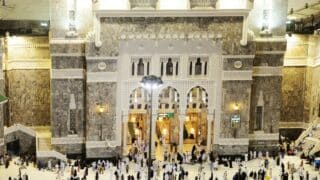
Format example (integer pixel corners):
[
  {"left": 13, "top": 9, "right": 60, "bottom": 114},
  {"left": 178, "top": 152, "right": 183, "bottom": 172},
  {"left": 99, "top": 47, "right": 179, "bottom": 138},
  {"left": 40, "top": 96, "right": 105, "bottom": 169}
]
[
  {"left": 151, "top": 114, "right": 157, "bottom": 158},
  {"left": 122, "top": 120, "right": 128, "bottom": 155},
  {"left": 179, "top": 114, "right": 186, "bottom": 152}
]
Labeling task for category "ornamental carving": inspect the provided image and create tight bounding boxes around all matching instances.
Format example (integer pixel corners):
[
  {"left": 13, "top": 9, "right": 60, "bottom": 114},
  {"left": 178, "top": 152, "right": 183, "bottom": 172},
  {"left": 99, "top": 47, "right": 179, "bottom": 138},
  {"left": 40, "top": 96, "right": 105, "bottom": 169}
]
[
  {"left": 130, "top": 0, "right": 158, "bottom": 9},
  {"left": 190, "top": 0, "right": 218, "bottom": 9}
]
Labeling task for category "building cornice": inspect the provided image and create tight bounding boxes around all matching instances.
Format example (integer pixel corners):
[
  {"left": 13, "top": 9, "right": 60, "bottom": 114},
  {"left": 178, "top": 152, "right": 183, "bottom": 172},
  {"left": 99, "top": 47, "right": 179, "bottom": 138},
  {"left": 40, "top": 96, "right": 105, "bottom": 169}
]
[{"left": 94, "top": 9, "right": 250, "bottom": 18}]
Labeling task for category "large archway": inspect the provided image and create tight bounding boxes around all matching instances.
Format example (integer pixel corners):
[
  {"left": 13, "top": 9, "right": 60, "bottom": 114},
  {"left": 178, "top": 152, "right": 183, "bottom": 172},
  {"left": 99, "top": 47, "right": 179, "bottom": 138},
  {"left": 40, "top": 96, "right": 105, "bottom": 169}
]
[
  {"left": 184, "top": 86, "right": 208, "bottom": 151},
  {"left": 156, "top": 86, "right": 180, "bottom": 159},
  {"left": 126, "top": 87, "right": 150, "bottom": 153}
]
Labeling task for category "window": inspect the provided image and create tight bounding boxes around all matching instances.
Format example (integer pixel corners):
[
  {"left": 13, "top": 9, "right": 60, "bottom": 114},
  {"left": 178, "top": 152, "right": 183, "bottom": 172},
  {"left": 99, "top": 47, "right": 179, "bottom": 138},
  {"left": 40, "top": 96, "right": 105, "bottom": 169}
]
[
  {"left": 176, "top": 62, "right": 179, "bottom": 75},
  {"left": 131, "top": 62, "right": 135, "bottom": 76},
  {"left": 69, "top": 109, "right": 77, "bottom": 134},
  {"left": 147, "top": 62, "right": 150, "bottom": 75},
  {"left": 204, "top": 62, "right": 207, "bottom": 75},
  {"left": 256, "top": 106, "right": 263, "bottom": 130},
  {"left": 161, "top": 62, "right": 164, "bottom": 76},
  {"left": 137, "top": 58, "right": 144, "bottom": 76},
  {"left": 189, "top": 62, "right": 193, "bottom": 75},
  {"left": 195, "top": 58, "right": 202, "bottom": 75},
  {"left": 166, "top": 58, "right": 173, "bottom": 76}
]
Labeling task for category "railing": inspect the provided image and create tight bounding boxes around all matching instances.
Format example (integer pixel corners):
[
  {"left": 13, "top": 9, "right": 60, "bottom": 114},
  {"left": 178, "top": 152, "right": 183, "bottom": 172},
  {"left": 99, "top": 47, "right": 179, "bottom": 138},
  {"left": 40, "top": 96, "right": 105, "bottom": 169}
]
[
  {"left": 37, "top": 151, "right": 67, "bottom": 162},
  {"left": 295, "top": 123, "right": 314, "bottom": 146},
  {"left": 4, "top": 124, "right": 36, "bottom": 137}
]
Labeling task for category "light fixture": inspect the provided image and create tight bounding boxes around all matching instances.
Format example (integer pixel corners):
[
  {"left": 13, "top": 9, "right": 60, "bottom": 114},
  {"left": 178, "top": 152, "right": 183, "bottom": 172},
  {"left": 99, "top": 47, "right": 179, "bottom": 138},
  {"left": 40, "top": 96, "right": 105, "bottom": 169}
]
[
  {"left": 233, "top": 103, "right": 240, "bottom": 111},
  {"left": 140, "top": 75, "right": 163, "bottom": 91},
  {"left": 97, "top": 104, "right": 105, "bottom": 114}
]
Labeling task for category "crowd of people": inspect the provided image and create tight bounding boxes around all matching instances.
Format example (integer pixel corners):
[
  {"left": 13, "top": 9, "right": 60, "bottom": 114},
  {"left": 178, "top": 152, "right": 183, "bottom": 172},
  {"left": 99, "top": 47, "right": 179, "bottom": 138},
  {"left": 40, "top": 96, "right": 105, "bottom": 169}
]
[{"left": 1, "top": 140, "right": 320, "bottom": 179}]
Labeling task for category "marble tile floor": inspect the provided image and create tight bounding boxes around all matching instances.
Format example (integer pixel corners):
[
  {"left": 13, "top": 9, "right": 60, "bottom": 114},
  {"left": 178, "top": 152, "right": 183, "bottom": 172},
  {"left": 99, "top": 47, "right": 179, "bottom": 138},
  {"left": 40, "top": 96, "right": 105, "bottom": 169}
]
[{"left": 1, "top": 155, "right": 320, "bottom": 180}]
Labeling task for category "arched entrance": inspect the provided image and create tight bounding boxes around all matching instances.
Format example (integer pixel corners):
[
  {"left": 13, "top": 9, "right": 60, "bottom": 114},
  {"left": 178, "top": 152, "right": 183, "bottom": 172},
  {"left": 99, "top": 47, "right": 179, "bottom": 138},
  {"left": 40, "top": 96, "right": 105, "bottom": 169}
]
[
  {"left": 126, "top": 87, "right": 150, "bottom": 152},
  {"left": 156, "top": 86, "right": 180, "bottom": 158},
  {"left": 184, "top": 86, "right": 208, "bottom": 151}
]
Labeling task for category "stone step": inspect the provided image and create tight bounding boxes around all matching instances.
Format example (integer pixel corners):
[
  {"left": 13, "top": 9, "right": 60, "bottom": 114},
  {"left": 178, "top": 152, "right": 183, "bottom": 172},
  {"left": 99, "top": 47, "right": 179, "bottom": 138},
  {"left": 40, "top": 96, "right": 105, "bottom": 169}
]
[{"left": 37, "top": 138, "right": 52, "bottom": 151}]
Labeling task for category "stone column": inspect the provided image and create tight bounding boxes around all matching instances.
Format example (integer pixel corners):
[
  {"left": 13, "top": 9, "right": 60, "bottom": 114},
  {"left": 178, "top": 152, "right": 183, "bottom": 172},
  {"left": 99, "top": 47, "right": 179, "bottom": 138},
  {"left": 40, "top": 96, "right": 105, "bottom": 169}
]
[
  {"left": 122, "top": 120, "right": 128, "bottom": 155},
  {"left": 178, "top": 114, "right": 186, "bottom": 152},
  {"left": 164, "top": 62, "right": 167, "bottom": 76},
  {"left": 173, "top": 61, "right": 176, "bottom": 76},
  {"left": 151, "top": 114, "right": 157, "bottom": 158},
  {"left": 201, "top": 61, "right": 206, "bottom": 76}
]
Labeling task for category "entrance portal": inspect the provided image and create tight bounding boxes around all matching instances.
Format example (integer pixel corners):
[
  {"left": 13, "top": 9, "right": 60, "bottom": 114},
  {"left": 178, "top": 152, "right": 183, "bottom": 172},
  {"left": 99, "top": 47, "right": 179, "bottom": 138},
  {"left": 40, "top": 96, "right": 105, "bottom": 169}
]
[{"left": 184, "top": 86, "right": 208, "bottom": 151}]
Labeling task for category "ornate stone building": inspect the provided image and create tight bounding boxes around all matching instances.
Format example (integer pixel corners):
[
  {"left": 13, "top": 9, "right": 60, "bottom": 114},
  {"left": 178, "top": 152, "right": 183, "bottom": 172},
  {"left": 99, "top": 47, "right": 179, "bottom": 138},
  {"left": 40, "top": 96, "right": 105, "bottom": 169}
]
[
  {"left": 46, "top": 0, "right": 287, "bottom": 158},
  {"left": 5, "top": 0, "right": 320, "bottom": 159}
]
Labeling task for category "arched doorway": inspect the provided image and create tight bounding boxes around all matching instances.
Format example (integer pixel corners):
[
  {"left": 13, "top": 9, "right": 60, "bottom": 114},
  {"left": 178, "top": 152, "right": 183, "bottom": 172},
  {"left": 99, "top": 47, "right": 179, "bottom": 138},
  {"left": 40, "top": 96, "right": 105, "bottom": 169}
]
[
  {"left": 184, "top": 86, "right": 208, "bottom": 151},
  {"left": 156, "top": 86, "right": 180, "bottom": 158},
  {"left": 127, "top": 87, "right": 150, "bottom": 152}
]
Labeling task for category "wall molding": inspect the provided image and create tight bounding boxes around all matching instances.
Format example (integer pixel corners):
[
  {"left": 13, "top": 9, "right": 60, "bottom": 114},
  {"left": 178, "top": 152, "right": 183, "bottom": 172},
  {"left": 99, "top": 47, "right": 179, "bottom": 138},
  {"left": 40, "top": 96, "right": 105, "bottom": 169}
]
[
  {"left": 284, "top": 56, "right": 320, "bottom": 67},
  {"left": 215, "top": 138, "right": 249, "bottom": 145},
  {"left": 222, "top": 70, "right": 252, "bottom": 81},
  {"left": 51, "top": 137, "right": 85, "bottom": 145},
  {"left": 279, "top": 122, "right": 309, "bottom": 129},
  {"left": 6, "top": 59, "right": 51, "bottom": 70},
  {"left": 256, "top": 51, "right": 286, "bottom": 55},
  {"left": 254, "top": 37, "right": 287, "bottom": 42},
  {"left": 50, "top": 39, "right": 85, "bottom": 44},
  {"left": 86, "top": 56, "right": 119, "bottom": 61},
  {"left": 51, "top": 53, "right": 85, "bottom": 57},
  {"left": 51, "top": 69, "right": 84, "bottom": 79},
  {"left": 87, "top": 72, "right": 117, "bottom": 82},
  {"left": 249, "top": 132, "right": 279, "bottom": 141},
  {"left": 222, "top": 55, "right": 255, "bottom": 59},
  {"left": 253, "top": 66, "right": 282, "bottom": 76},
  {"left": 86, "top": 140, "right": 119, "bottom": 148}
]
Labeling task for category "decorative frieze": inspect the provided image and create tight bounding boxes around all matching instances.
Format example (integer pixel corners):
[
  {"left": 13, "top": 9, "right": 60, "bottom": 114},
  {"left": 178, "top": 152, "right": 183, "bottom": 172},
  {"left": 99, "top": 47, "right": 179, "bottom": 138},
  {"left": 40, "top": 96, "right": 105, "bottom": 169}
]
[
  {"left": 51, "top": 137, "right": 85, "bottom": 145},
  {"left": 222, "top": 70, "right": 252, "bottom": 80},
  {"left": 253, "top": 66, "right": 282, "bottom": 76},
  {"left": 51, "top": 69, "right": 84, "bottom": 79}
]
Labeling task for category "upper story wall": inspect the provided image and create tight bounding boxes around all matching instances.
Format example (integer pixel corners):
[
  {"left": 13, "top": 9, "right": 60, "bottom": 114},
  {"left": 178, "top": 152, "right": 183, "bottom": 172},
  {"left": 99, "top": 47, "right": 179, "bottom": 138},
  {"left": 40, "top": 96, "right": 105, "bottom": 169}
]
[{"left": 49, "top": 0, "right": 288, "bottom": 38}]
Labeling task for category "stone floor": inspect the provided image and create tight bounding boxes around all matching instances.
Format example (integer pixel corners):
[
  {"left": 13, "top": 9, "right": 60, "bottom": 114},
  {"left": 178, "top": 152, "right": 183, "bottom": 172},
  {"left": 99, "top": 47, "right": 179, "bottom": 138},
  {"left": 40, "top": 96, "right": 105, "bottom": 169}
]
[{"left": 1, "top": 155, "right": 319, "bottom": 180}]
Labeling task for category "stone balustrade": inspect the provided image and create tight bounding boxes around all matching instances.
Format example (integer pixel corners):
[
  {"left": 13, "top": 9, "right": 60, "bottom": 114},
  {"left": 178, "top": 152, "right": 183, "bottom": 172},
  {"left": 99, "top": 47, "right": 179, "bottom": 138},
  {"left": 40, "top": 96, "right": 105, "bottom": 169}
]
[
  {"left": 190, "top": 0, "right": 218, "bottom": 9},
  {"left": 4, "top": 124, "right": 36, "bottom": 137},
  {"left": 130, "top": 0, "right": 157, "bottom": 9},
  {"left": 37, "top": 150, "right": 68, "bottom": 162}
]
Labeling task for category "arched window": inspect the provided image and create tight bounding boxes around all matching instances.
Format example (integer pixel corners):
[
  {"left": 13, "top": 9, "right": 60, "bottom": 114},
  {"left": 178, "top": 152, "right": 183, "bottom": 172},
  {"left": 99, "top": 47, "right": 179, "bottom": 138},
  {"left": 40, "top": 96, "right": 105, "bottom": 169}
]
[
  {"left": 176, "top": 62, "right": 179, "bottom": 75},
  {"left": 195, "top": 58, "right": 202, "bottom": 75},
  {"left": 189, "top": 61, "right": 193, "bottom": 75},
  {"left": 161, "top": 62, "right": 164, "bottom": 76},
  {"left": 204, "top": 61, "right": 207, "bottom": 75},
  {"left": 131, "top": 62, "right": 135, "bottom": 76},
  {"left": 166, "top": 58, "right": 173, "bottom": 76},
  {"left": 137, "top": 58, "right": 144, "bottom": 76},
  {"left": 147, "top": 62, "right": 150, "bottom": 75}
]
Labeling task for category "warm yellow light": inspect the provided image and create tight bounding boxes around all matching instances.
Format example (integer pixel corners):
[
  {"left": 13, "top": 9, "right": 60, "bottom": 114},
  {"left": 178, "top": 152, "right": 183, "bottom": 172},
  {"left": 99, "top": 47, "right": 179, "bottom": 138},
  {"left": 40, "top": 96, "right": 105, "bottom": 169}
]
[
  {"left": 233, "top": 103, "right": 240, "bottom": 111},
  {"left": 134, "top": 128, "right": 140, "bottom": 135},
  {"left": 159, "top": 0, "right": 188, "bottom": 10},
  {"left": 190, "top": 128, "right": 195, "bottom": 134},
  {"left": 185, "top": 116, "right": 190, "bottom": 122},
  {"left": 98, "top": 105, "right": 105, "bottom": 113},
  {"left": 162, "top": 128, "right": 168, "bottom": 135}
]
